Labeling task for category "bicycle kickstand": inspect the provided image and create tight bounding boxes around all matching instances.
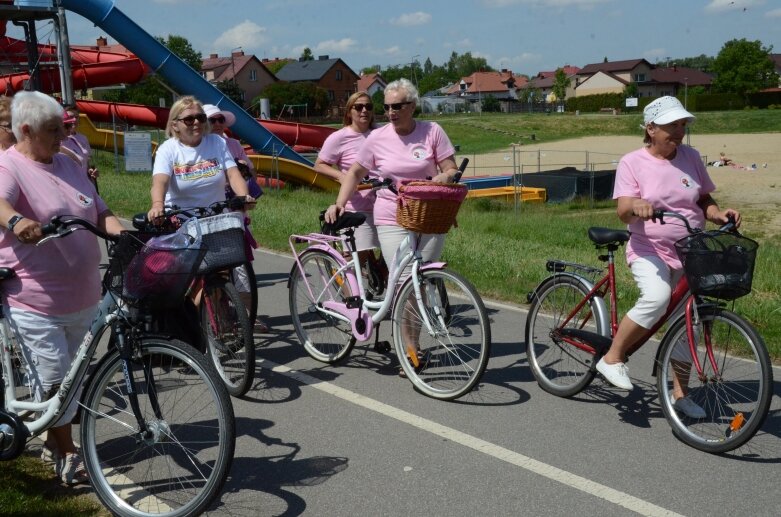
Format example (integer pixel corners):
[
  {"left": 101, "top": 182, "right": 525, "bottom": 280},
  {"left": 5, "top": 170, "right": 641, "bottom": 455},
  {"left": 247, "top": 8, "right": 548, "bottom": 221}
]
[{"left": 372, "top": 322, "right": 391, "bottom": 354}]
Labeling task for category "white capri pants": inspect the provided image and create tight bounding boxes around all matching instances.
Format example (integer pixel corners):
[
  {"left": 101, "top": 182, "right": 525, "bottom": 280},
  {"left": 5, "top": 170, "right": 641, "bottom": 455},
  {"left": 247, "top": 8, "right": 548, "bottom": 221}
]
[
  {"left": 626, "top": 255, "right": 684, "bottom": 329},
  {"left": 352, "top": 212, "right": 380, "bottom": 252},
  {"left": 9, "top": 304, "right": 97, "bottom": 426},
  {"left": 377, "top": 225, "right": 445, "bottom": 285}
]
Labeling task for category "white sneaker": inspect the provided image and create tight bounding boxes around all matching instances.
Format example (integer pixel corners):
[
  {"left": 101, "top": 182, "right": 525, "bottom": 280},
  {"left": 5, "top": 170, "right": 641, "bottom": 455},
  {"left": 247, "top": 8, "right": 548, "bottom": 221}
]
[
  {"left": 670, "top": 394, "right": 706, "bottom": 419},
  {"left": 60, "top": 452, "right": 89, "bottom": 485},
  {"left": 596, "top": 358, "right": 633, "bottom": 390}
]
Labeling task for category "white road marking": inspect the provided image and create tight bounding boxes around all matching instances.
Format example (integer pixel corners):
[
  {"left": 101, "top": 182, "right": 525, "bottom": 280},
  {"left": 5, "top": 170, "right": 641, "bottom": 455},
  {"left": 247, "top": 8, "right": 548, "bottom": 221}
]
[{"left": 261, "top": 359, "right": 685, "bottom": 517}]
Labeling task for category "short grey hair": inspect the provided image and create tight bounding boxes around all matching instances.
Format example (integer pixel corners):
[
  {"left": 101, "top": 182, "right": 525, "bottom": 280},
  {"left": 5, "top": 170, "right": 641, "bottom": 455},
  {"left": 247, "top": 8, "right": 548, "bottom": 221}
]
[
  {"left": 11, "top": 91, "right": 64, "bottom": 141},
  {"left": 385, "top": 78, "right": 419, "bottom": 106}
]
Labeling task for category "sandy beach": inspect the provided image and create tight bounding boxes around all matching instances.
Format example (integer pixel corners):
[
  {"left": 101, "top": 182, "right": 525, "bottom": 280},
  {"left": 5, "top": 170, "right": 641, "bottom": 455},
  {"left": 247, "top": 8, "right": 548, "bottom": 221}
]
[{"left": 468, "top": 133, "right": 781, "bottom": 234}]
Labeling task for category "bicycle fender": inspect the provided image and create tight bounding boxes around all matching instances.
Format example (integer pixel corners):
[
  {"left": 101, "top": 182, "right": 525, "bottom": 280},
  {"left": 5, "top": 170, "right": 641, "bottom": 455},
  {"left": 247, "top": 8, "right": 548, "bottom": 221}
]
[
  {"left": 420, "top": 262, "right": 446, "bottom": 271},
  {"left": 287, "top": 245, "right": 360, "bottom": 294},
  {"left": 528, "top": 272, "right": 610, "bottom": 338}
]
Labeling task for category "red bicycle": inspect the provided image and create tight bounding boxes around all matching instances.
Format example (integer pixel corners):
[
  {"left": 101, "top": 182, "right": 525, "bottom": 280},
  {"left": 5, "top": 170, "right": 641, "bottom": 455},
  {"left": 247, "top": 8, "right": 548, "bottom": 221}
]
[{"left": 524, "top": 210, "right": 772, "bottom": 453}]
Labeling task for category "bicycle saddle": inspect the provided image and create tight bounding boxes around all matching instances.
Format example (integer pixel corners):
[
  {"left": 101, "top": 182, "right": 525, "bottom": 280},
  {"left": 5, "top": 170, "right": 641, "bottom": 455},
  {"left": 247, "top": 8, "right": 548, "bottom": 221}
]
[
  {"left": 587, "top": 227, "right": 630, "bottom": 246},
  {"left": 319, "top": 211, "right": 367, "bottom": 235},
  {"left": 0, "top": 267, "right": 16, "bottom": 281}
]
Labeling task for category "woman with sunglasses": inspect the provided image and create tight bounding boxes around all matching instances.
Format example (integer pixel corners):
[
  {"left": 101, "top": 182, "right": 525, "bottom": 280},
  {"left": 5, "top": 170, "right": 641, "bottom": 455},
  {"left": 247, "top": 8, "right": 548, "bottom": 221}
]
[
  {"left": 148, "top": 96, "right": 255, "bottom": 221},
  {"left": 315, "top": 91, "right": 380, "bottom": 257},
  {"left": 324, "top": 78, "right": 459, "bottom": 272}
]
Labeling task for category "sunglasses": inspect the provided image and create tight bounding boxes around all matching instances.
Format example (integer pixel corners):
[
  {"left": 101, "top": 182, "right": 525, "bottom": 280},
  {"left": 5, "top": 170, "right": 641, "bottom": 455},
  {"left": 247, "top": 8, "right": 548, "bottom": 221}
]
[
  {"left": 0, "top": 123, "right": 11, "bottom": 131},
  {"left": 64, "top": 123, "right": 75, "bottom": 129},
  {"left": 383, "top": 101, "right": 412, "bottom": 111},
  {"left": 208, "top": 116, "right": 225, "bottom": 124},
  {"left": 177, "top": 113, "right": 207, "bottom": 125},
  {"left": 352, "top": 103, "right": 373, "bottom": 112}
]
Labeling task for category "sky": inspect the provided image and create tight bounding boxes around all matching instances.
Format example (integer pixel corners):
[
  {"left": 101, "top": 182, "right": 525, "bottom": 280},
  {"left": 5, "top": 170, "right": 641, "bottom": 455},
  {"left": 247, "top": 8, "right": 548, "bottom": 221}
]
[{"left": 7, "top": 0, "right": 780, "bottom": 77}]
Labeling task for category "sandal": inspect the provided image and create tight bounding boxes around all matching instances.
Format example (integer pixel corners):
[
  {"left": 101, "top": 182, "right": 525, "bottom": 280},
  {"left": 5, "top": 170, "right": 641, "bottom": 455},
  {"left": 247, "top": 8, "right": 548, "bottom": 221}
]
[
  {"left": 60, "top": 452, "right": 89, "bottom": 485},
  {"left": 398, "top": 350, "right": 425, "bottom": 378}
]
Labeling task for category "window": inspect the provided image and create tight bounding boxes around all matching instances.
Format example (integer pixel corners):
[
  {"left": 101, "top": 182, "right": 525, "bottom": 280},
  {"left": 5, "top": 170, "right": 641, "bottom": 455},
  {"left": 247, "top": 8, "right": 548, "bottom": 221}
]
[
  {"left": 249, "top": 69, "right": 257, "bottom": 82},
  {"left": 634, "top": 73, "right": 646, "bottom": 82},
  {"left": 336, "top": 70, "right": 342, "bottom": 80},
  {"left": 328, "top": 90, "right": 335, "bottom": 101}
]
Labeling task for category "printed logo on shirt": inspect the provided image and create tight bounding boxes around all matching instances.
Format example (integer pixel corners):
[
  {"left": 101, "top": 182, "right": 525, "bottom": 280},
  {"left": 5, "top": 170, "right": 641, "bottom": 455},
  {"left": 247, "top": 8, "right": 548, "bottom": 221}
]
[
  {"left": 76, "top": 192, "right": 94, "bottom": 207},
  {"left": 680, "top": 176, "right": 693, "bottom": 189},
  {"left": 173, "top": 158, "right": 221, "bottom": 181},
  {"left": 410, "top": 146, "right": 428, "bottom": 161}
]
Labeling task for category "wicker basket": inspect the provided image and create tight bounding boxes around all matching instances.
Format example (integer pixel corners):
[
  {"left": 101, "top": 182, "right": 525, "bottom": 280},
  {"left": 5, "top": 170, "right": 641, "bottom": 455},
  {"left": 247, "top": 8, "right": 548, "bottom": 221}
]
[{"left": 396, "top": 181, "right": 468, "bottom": 234}]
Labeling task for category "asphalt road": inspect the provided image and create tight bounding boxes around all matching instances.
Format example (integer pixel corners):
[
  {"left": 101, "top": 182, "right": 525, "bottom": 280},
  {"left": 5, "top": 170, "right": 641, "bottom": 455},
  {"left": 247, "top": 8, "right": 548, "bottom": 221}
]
[{"left": 208, "top": 247, "right": 781, "bottom": 517}]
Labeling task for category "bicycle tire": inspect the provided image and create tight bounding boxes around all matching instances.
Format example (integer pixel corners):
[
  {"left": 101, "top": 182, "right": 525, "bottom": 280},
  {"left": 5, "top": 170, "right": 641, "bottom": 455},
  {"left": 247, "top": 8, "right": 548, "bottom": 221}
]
[
  {"left": 392, "top": 268, "right": 490, "bottom": 400},
  {"left": 239, "top": 260, "right": 259, "bottom": 324},
  {"left": 289, "top": 249, "right": 356, "bottom": 363},
  {"left": 525, "top": 275, "right": 601, "bottom": 397},
  {"left": 656, "top": 307, "right": 772, "bottom": 454},
  {"left": 80, "top": 338, "right": 235, "bottom": 517},
  {"left": 201, "top": 276, "right": 256, "bottom": 397}
]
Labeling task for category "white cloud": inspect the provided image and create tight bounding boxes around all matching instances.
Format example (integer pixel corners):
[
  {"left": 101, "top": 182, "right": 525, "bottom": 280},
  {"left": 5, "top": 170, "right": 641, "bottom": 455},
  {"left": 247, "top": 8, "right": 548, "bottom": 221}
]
[
  {"left": 313, "top": 38, "right": 358, "bottom": 54},
  {"left": 767, "top": 7, "right": 781, "bottom": 17},
  {"left": 704, "top": 0, "right": 764, "bottom": 13},
  {"left": 642, "top": 48, "right": 667, "bottom": 63},
  {"left": 213, "top": 20, "right": 268, "bottom": 51},
  {"left": 483, "top": 0, "right": 612, "bottom": 8},
  {"left": 390, "top": 12, "right": 432, "bottom": 27}
]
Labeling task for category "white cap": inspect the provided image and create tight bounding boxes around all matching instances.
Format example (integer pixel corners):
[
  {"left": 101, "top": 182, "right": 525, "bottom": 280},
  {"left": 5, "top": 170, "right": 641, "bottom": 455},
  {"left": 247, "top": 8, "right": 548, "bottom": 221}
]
[
  {"left": 643, "top": 96, "right": 694, "bottom": 125},
  {"left": 202, "top": 104, "right": 236, "bottom": 127}
]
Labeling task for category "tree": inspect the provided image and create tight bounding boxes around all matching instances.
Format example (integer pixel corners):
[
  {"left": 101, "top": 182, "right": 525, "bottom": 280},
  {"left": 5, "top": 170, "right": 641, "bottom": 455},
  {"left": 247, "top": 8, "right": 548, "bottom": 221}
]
[
  {"left": 552, "top": 69, "right": 569, "bottom": 103},
  {"left": 300, "top": 47, "right": 314, "bottom": 61},
  {"left": 481, "top": 94, "right": 501, "bottom": 113},
  {"left": 215, "top": 79, "right": 244, "bottom": 106},
  {"left": 256, "top": 81, "right": 329, "bottom": 117},
  {"left": 712, "top": 38, "right": 778, "bottom": 96},
  {"left": 102, "top": 34, "right": 202, "bottom": 107},
  {"left": 623, "top": 82, "right": 639, "bottom": 98}
]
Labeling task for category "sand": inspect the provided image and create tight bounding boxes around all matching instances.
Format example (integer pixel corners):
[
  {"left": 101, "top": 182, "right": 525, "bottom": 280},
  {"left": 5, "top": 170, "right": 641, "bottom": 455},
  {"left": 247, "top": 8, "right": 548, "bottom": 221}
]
[{"left": 470, "top": 133, "right": 781, "bottom": 233}]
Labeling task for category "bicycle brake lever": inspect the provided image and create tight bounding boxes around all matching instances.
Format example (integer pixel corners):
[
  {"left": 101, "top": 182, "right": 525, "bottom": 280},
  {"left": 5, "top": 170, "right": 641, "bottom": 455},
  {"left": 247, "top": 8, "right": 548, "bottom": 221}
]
[{"left": 36, "top": 227, "right": 77, "bottom": 247}]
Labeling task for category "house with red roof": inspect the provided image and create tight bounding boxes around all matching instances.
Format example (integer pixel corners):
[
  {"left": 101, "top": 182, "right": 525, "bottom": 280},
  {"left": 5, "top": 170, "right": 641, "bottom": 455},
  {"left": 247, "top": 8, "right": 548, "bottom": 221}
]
[
  {"left": 356, "top": 72, "right": 386, "bottom": 96},
  {"left": 201, "top": 50, "right": 277, "bottom": 108},
  {"left": 573, "top": 59, "right": 712, "bottom": 98},
  {"left": 444, "top": 69, "right": 527, "bottom": 112}
]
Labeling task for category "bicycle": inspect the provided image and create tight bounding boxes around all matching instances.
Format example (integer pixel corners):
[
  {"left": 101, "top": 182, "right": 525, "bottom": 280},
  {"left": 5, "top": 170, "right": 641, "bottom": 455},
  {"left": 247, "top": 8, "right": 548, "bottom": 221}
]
[
  {"left": 288, "top": 178, "right": 491, "bottom": 401},
  {"left": 524, "top": 210, "right": 772, "bottom": 453},
  {"left": 134, "top": 198, "right": 256, "bottom": 397},
  {"left": 1, "top": 215, "right": 235, "bottom": 517}
]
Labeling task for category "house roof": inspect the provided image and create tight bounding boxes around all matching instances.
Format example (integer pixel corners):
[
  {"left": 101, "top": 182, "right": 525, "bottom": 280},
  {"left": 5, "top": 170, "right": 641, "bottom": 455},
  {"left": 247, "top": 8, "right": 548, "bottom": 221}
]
[
  {"left": 357, "top": 72, "right": 385, "bottom": 92},
  {"left": 574, "top": 70, "right": 629, "bottom": 90},
  {"left": 536, "top": 65, "right": 580, "bottom": 79},
  {"left": 275, "top": 57, "right": 356, "bottom": 82},
  {"left": 578, "top": 58, "right": 652, "bottom": 75},
  {"left": 650, "top": 66, "right": 713, "bottom": 86},
  {"left": 201, "top": 52, "right": 267, "bottom": 82},
  {"left": 445, "top": 70, "right": 524, "bottom": 95}
]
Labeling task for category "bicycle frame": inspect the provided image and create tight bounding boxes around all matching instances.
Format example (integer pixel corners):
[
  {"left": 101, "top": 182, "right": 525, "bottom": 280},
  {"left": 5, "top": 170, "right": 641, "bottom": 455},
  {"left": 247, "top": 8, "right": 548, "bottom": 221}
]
[
  {"left": 2, "top": 291, "right": 120, "bottom": 435},
  {"left": 289, "top": 229, "right": 446, "bottom": 342}
]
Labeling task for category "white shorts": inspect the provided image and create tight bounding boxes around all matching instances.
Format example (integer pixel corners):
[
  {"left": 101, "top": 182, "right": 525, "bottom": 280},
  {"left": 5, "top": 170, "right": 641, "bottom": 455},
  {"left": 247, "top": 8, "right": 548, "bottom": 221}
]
[
  {"left": 352, "top": 212, "right": 380, "bottom": 252},
  {"left": 9, "top": 304, "right": 97, "bottom": 426},
  {"left": 377, "top": 225, "right": 445, "bottom": 285},
  {"left": 626, "top": 255, "right": 684, "bottom": 329}
]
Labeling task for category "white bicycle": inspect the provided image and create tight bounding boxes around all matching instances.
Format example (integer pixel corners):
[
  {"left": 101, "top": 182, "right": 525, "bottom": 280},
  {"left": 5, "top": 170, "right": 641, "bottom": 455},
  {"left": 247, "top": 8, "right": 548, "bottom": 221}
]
[{"left": 1, "top": 215, "right": 235, "bottom": 517}]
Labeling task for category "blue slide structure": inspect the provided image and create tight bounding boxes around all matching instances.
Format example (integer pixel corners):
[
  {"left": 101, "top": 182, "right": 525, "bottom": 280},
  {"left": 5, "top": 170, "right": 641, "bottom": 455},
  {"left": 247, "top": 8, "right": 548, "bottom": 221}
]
[{"left": 59, "top": 0, "right": 312, "bottom": 167}]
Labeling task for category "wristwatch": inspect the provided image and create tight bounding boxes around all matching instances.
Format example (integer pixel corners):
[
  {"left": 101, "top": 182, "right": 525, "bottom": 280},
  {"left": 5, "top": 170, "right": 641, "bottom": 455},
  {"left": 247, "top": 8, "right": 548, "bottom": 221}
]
[{"left": 7, "top": 214, "right": 24, "bottom": 232}]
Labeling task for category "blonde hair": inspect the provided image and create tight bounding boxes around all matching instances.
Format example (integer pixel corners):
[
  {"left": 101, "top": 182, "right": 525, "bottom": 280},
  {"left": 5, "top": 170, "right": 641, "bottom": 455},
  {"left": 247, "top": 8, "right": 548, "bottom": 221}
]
[
  {"left": 0, "top": 96, "right": 11, "bottom": 124},
  {"left": 342, "top": 91, "right": 375, "bottom": 127},
  {"left": 166, "top": 95, "right": 208, "bottom": 138}
]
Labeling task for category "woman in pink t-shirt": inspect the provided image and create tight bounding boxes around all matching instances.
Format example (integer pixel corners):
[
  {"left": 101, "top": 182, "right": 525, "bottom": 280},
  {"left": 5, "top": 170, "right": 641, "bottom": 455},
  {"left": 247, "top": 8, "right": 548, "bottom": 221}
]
[
  {"left": 315, "top": 91, "right": 379, "bottom": 254},
  {"left": 597, "top": 97, "right": 740, "bottom": 418},
  {"left": 0, "top": 91, "right": 124, "bottom": 484}
]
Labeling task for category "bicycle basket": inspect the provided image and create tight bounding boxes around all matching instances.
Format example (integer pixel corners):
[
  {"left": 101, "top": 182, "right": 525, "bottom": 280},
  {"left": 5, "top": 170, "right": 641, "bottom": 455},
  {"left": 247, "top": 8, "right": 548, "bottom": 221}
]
[
  {"left": 189, "top": 212, "right": 246, "bottom": 274},
  {"left": 396, "top": 180, "right": 468, "bottom": 234},
  {"left": 113, "top": 221, "right": 206, "bottom": 308},
  {"left": 674, "top": 230, "right": 758, "bottom": 300}
]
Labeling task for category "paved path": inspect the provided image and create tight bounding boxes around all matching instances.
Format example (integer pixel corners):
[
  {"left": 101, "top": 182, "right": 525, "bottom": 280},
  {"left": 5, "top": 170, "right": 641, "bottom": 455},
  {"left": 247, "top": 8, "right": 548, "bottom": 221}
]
[{"left": 211, "top": 247, "right": 780, "bottom": 516}]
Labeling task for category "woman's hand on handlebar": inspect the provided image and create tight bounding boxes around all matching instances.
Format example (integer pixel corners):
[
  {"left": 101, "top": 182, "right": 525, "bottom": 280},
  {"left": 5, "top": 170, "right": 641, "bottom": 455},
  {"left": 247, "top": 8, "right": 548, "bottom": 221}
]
[
  {"left": 630, "top": 199, "right": 655, "bottom": 220},
  {"left": 147, "top": 206, "right": 166, "bottom": 225},
  {"left": 13, "top": 217, "right": 43, "bottom": 244},
  {"left": 324, "top": 203, "right": 344, "bottom": 224},
  {"left": 711, "top": 208, "right": 741, "bottom": 229}
]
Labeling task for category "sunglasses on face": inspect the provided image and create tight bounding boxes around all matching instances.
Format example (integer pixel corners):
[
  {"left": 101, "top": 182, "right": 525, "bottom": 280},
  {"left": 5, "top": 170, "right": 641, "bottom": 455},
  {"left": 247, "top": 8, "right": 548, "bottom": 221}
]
[
  {"left": 208, "top": 116, "right": 225, "bottom": 124},
  {"left": 64, "top": 123, "right": 75, "bottom": 129},
  {"left": 383, "top": 101, "right": 412, "bottom": 111},
  {"left": 177, "top": 113, "right": 207, "bottom": 125},
  {"left": 352, "top": 103, "right": 373, "bottom": 112}
]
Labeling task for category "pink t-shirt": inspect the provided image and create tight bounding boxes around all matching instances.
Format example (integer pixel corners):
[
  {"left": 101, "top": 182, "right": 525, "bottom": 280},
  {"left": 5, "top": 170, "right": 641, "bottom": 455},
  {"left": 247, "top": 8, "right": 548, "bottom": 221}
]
[
  {"left": 357, "top": 121, "right": 455, "bottom": 226},
  {"left": 0, "top": 146, "right": 109, "bottom": 315},
  {"left": 613, "top": 145, "right": 715, "bottom": 269},
  {"left": 318, "top": 126, "right": 376, "bottom": 212},
  {"left": 60, "top": 133, "right": 91, "bottom": 175},
  {"left": 223, "top": 136, "right": 249, "bottom": 163}
]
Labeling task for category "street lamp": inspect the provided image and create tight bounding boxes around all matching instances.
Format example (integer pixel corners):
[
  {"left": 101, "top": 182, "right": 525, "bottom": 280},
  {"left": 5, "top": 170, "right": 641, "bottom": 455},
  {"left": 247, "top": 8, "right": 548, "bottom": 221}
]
[{"left": 411, "top": 54, "right": 420, "bottom": 89}]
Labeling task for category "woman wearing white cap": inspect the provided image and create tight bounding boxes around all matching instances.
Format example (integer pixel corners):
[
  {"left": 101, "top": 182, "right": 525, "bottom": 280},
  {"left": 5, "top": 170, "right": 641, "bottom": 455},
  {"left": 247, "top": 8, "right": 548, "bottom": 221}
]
[
  {"left": 203, "top": 104, "right": 259, "bottom": 184},
  {"left": 596, "top": 96, "right": 741, "bottom": 417}
]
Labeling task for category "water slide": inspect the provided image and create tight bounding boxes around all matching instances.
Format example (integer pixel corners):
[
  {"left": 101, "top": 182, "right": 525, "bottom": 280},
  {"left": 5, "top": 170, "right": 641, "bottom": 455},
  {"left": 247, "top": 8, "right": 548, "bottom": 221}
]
[{"left": 60, "top": 0, "right": 314, "bottom": 170}]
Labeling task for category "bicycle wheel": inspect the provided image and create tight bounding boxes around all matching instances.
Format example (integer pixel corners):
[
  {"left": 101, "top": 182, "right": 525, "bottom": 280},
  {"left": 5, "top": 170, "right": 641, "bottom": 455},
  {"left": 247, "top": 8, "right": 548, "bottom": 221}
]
[
  {"left": 238, "top": 260, "right": 258, "bottom": 323},
  {"left": 201, "top": 276, "right": 255, "bottom": 397},
  {"left": 656, "top": 307, "right": 772, "bottom": 454},
  {"left": 80, "top": 338, "right": 235, "bottom": 517},
  {"left": 392, "top": 268, "right": 490, "bottom": 400},
  {"left": 289, "top": 249, "right": 356, "bottom": 363},
  {"left": 525, "top": 276, "right": 601, "bottom": 397}
]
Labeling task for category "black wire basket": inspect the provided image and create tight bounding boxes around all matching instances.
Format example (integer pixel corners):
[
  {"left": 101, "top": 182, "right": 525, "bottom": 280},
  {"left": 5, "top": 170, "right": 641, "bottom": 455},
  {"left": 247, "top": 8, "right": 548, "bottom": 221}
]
[
  {"left": 104, "top": 231, "right": 206, "bottom": 308},
  {"left": 674, "top": 230, "right": 758, "bottom": 300}
]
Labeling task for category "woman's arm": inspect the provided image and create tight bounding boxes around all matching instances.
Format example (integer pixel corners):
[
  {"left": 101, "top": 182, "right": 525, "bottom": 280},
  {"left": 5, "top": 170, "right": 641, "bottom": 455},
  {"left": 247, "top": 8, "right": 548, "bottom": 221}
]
[
  {"left": 98, "top": 210, "right": 125, "bottom": 236},
  {"left": 148, "top": 174, "right": 170, "bottom": 220},
  {"left": 616, "top": 196, "right": 654, "bottom": 224},
  {"left": 324, "top": 161, "right": 367, "bottom": 223},
  {"left": 313, "top": 158, "right": 345, "bottom": 182},
  {"left": 226, "top": 166, "right": 257, "bottom": 209},
  {"left": 698, "top": 194, "right": 741, "bottom": 227},
  {"left": 432, "top": 155, "right": 459, "bottom": 183}
]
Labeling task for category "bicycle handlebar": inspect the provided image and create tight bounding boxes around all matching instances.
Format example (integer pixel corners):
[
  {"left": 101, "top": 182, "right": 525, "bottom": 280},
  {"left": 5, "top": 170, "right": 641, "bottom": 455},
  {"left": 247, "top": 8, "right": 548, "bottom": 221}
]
[
  {"left": 38, "top": 215, "right": 118, "bottom": 246},
  {"left": 133, "top": 197, "right": 248, "bottom": 232},
  {"left": 652, "top": 210, "right": 738, "bottom": 234}
]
